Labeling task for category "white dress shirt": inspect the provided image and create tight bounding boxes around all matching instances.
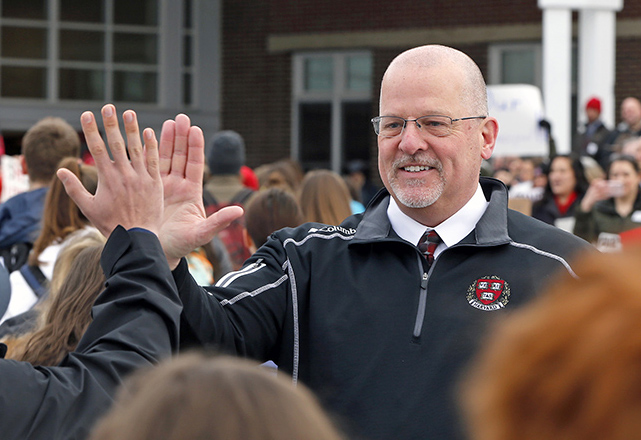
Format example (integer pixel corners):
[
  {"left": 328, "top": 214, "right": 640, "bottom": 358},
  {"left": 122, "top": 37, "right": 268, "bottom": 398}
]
[{"left": 387, "top": 183, "right": 490, "bottom": 259}]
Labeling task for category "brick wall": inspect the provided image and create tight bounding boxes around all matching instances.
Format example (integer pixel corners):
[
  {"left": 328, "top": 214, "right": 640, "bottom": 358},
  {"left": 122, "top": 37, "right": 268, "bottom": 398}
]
[
  {"left": 615, "top": 38, "right": 641, "bottom": 121},
  {"left": 267, "top": 0, "right": 542, "bottom": 31},
  {"left": 221, "top": 0, "right": 641, "bottom": 168},
  {"left": 221, "top": 2, "right": 292, "bottom": 168}
]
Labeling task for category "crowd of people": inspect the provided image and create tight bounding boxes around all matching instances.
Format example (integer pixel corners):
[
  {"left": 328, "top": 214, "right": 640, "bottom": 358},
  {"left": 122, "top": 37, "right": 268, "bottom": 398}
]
[
  {"left": 491, "top": 94, "right": 641, "bottom": 250},
  {"left": 0, "top": 43, "right": 639, "bottom": 440}
]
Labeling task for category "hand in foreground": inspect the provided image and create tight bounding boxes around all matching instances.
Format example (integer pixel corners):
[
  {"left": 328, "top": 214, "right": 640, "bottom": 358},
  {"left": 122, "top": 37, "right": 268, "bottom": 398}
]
[
  {"left": 158, "top": 114, "right": 243, "bottom": 269},
  {"left": 58, "top": 104, "right": 164, "bottom": 237}
]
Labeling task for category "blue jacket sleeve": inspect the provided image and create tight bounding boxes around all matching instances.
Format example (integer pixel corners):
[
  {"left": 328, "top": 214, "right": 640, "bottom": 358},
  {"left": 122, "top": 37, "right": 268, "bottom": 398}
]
[
  {"left": 0, "top": 189, "right": 47, "bottom": 248},
  {"left": 0, "top": 226, "right": 182, "bottom": 440}
]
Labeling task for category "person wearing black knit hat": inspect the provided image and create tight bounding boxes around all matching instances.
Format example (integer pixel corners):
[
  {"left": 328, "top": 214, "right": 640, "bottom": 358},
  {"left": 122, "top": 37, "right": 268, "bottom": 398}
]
[
  {"left": 204, "top": 130, "right": 249, "bottom": 203},
  {"left": 202, "top": 130, "right": 255, "bottom": 272}
]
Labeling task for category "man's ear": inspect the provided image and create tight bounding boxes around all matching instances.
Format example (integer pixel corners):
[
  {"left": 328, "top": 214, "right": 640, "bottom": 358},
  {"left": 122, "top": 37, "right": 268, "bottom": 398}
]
[
  {"left": 480, "top": 117, "right": 498, "bottom": 161},
  {"left": 19, "top": 155, "right": 28, "bottom": 174}
]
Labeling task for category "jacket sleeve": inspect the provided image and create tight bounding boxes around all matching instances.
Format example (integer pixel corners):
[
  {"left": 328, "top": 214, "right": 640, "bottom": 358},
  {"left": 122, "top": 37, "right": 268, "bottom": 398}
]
[
  {"left": 0, "top": 192, "right": 45, "bottom": 248},
  {"left": 175, "top": 237, "right": 290, "bottom": 362},
  {"left": 0, "top": 226, "right": 182, "bottom": 440},
  {"left": 0, "top": 206, "right": 34, "bottom": 248}
]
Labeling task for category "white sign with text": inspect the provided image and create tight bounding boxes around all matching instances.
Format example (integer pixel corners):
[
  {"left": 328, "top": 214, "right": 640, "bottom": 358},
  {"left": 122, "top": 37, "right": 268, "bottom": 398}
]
[{"left": 487, "top": 84, "right": 549, "bottom": 157}]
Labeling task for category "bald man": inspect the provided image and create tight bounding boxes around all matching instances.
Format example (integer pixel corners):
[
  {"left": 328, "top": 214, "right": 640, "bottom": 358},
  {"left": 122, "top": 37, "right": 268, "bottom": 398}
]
[
  {"left": 604, "top": 97, "right": 641, "bottom": 161},
  {"left": 131, "top": 45, "right": 592, "bottom": 440}
]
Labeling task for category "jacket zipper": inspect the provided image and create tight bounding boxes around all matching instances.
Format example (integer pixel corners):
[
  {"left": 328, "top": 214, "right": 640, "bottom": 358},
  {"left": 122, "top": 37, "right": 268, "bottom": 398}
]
[{"left": 413, "top": 252, "right": 430, "bottom": 338}]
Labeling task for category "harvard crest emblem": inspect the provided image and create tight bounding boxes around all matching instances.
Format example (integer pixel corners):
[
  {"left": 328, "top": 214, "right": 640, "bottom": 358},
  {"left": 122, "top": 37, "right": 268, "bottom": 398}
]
[{"left": 466, "top": 276, "right": 510, "bottom": 311}]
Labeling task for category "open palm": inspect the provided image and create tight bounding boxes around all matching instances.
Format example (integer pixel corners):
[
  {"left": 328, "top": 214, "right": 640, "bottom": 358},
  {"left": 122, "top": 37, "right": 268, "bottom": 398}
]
[{"left": 158, "top": 115, "right": 243, "bottom": 269}]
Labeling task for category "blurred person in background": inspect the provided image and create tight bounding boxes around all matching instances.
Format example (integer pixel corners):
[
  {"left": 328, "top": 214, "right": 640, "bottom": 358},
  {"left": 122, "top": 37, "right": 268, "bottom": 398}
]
[
  {"left": 533, "top": 164, "right": 549, "bottom": 191},
  {"left": 1, "top": 158, "right": 97, "bottom": 324},
  {"left": 243, "top": 188, "right": 304, "bottom": 253},
  {"left": 603, "top": 97, "right": 641, "bottom": 160},
  {"left": 344, "top": 159, "right": 380, "bottom": 207},
  {"left": 621, "top": 136, "right": 641, "bottom": 171},
  {"left": 255, "top": 159, "right": 304, "bottom": 195},
  {"left": 509, "top": 157, "right": 545, "bottom": 202},
  {"left": 532, "top": 155, "right": 589, "bottom": 233},
  {"left": 574, "top": 154, "right": 641, "bottom": 248},
  {"left": 579, "top": 155, "right": 606, "bottom": 183},
  {"left": 202, "top": 130, "right": 254, "bottom": 271},
  {"left": 0, "top": 228, "right": 104, "bottom": 339},
  {"left": 492, "top": 168, "right": 514, "bottom": 189},
  {"left": 298, "top": 169, "right": 353, "bottom": 225},
  {"left": 3, "top": 236, "right": 105, "bottom": 365},
  {"left": 203, "top": 130, "right": 253, "bottom": 208},
  {"left": 573, "top": 96, "right": 611, "bottom": 169},
  {"left": 0, "top": 117, "right": 80, "bottom": 272},
  {"left": 506, "top": 156, "right": 524, "bottom": 183}
]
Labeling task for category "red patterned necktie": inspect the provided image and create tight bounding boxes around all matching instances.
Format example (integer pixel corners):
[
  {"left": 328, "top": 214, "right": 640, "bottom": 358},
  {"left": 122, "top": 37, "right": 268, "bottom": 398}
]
[{"left": 418, "top": 229, "right": 441, "bottom": 267}]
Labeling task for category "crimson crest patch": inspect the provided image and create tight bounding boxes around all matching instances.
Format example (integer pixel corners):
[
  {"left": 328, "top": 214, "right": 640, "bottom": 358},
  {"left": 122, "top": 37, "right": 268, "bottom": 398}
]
[{"left": 466, "top": 276, "right": 510, "bottom": 311}]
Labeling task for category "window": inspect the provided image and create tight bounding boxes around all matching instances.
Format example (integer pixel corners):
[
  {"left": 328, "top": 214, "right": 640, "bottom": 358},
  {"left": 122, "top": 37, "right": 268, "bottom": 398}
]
[
  {"left": 488, "top": 42, "right": 579, "bottom": 144},
  {"left": 488, "top": 43, "right": 543, "bottom": 88},
  {"left": 293, "top": 52, "right": 373, "bottom": 173},
  {"left": 0, "top": 0, "right": 194, "bottom": 104},
  {"left": 182, "top": 0, "right": 193, "bottom": 106}
]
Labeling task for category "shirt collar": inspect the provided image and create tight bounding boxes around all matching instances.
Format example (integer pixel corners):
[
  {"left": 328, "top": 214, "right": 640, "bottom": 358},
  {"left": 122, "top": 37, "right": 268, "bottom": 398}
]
[{"left": 387, "top": 183, "right": 489, "bottom": 250}]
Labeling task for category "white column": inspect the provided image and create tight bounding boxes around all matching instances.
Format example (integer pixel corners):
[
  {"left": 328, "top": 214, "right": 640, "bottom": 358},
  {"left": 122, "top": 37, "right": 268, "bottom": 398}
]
[
  {"left": 540, "top": 7, "right": 573, "bottom": 153},
  {"left": 578, "top": 5, "right": 622, "bottom": 130}
]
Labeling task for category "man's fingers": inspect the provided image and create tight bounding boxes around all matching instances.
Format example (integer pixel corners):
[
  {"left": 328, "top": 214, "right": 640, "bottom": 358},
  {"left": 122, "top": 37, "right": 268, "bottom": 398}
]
[
  {"left": 101, "top": 104, "right": 128, "bottom": 164},
  {"left": 170, "top": 114, "right": 190, "bottom": 177},
  {"left": 180, "top": 205, "right": 244, "bottom": 254},
  {"left": 204, "top": 205, "right": 244, "bottom": 235},
  {"left": 159, "top": 120, "right": 176, "bottom": 177},
  {"left": 143, "top": 128, "right": 160, "bottom": 179},
  {"left": 69, "top": 105, "right": 167, "bottom": 238},
  {"left": 57, "top": 168, "right": 95, "bottom": 224},
  {"left": 80, "top": 111, "right": 110, "bottom": 173},
  {"left": 185, "top": 125, "right": 205, "bottom": 184},
  {"left": 123, "top": 110, "right": 144, "bottom": 169}
]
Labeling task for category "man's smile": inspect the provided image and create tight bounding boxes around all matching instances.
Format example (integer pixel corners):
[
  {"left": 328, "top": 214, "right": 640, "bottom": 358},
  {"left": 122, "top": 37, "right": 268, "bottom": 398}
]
[{"left": 402, "top": 165, "right": 433, "bottom": 172}]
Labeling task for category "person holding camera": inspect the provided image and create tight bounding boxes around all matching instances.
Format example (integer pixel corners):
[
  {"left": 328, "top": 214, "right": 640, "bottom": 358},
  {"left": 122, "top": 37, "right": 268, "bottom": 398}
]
[{"left": 574, "top": 154, "right": 641, "bottom": 248}]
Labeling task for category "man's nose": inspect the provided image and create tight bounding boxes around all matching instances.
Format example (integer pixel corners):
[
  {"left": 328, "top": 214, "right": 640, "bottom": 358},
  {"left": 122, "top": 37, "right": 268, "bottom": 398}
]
[{"left": 398, "top": 121, "right": 428, "bottom": 155}]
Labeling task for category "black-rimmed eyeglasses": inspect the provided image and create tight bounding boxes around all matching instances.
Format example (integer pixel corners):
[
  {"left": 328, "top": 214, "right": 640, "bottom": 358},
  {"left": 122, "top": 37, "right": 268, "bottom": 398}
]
[{"left": 371, "top": 115, "right": 487, "bottom": 138}]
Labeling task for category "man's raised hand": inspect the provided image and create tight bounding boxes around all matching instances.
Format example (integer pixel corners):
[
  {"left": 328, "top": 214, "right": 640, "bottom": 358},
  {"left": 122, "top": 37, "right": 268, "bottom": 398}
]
[
  {"left": 158, "top": 114, "right": 243, "bottom": 269},
  {"left": 58, "top": 104, "right": 164, "bottom": 237}
]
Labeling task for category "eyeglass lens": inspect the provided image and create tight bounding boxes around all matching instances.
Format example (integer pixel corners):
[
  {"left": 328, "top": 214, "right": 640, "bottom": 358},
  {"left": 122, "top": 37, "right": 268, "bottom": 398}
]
[{"left": 375, "top": 116, "right": 452, "bottom": 138}]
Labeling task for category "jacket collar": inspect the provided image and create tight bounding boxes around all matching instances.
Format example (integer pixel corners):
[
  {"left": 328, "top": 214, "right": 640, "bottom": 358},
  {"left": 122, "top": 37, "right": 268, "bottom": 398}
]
[{"left": 353, "top": 177, "right": 511, "bottom": 246}]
